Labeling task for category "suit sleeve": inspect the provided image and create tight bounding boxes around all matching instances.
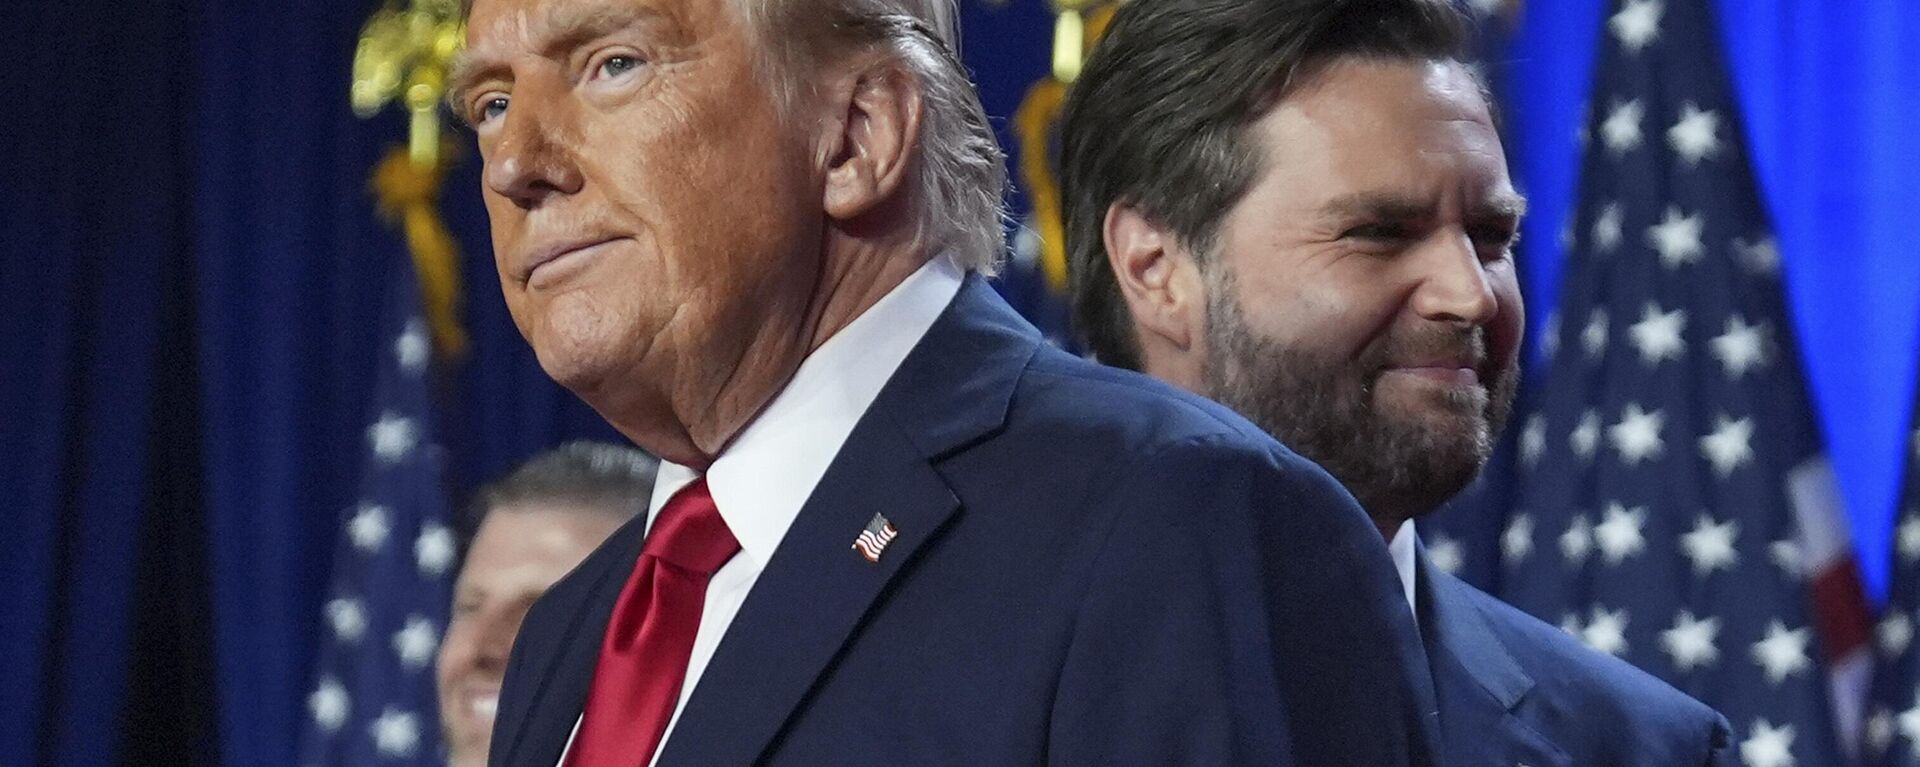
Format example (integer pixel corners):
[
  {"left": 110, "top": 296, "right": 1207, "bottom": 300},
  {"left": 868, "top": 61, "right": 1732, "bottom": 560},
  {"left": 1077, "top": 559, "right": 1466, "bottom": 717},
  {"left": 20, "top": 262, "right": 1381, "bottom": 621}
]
[{"left": 1046, "top": 435, "right": 1439, "bottom": 767}]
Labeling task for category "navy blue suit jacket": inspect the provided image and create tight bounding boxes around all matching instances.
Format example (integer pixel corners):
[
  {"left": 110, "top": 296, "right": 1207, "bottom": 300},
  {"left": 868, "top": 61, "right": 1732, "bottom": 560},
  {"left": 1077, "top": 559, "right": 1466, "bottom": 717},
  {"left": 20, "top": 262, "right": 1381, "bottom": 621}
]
[
  {"left": 489, "top": 276, "right": 1440, "bottom": 766},
  {"left": 1419, "top": 549, "right": 1733, "bottom": 766}
]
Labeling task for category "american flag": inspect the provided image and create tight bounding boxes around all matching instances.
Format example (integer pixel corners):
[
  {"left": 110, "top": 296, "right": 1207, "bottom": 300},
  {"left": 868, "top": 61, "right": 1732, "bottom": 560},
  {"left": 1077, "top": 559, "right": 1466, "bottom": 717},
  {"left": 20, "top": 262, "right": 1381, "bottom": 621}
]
[
  {"left": 852, "top": 513, "right": 899, "bottom": 564},
  {"left": 297, "top": 261, "right": 453, "bottom": 766},
  {"left": 1866, "top": 380, "right": 1920, "bottom": 762},
  {"left": 1441, "top": 1, "right": 1874, "bottom": 764}
]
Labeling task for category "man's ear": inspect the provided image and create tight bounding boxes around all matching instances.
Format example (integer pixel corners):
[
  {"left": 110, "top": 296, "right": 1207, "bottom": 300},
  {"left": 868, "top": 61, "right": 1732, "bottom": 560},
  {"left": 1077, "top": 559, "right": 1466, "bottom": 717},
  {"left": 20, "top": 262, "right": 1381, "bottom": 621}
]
[
  {"left": 1104, "top": 203, "right": 1207, "bottom": 355},
  {"left": 820, "top": 59, "right": 922, "bottom": 222}
]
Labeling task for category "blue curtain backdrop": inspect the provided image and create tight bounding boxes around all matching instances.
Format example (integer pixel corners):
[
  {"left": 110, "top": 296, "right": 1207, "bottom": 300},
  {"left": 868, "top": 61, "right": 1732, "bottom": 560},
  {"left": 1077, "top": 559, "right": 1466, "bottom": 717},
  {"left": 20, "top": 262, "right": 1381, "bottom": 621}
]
[{"left": 2, "top": 0, "right": 1915, "bottom": 764}]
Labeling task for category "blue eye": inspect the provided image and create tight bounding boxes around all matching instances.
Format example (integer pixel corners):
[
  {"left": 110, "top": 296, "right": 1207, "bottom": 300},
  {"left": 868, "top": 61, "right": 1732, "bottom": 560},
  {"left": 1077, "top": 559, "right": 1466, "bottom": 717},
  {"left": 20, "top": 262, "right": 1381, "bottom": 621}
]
[
  {"left": 477, "top": 96, "right": 508, "bottom": 124},
  {"left": 598, "top": 55, "right": 642, "bottom": 79}
]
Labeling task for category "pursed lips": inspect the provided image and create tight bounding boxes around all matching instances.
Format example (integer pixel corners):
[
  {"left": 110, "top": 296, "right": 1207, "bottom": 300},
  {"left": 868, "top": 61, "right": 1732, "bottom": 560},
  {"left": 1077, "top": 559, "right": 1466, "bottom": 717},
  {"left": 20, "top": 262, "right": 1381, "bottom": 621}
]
[{"left": 518, "top": 235, "right": 622, "bottom": 284}]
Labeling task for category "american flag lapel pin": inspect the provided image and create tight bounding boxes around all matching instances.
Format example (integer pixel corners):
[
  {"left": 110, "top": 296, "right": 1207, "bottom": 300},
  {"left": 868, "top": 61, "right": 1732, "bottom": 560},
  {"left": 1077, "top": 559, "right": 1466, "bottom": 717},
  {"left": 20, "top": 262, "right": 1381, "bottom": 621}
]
[{"left": 852, "top": 513, "right": 899, "bottom": 564}]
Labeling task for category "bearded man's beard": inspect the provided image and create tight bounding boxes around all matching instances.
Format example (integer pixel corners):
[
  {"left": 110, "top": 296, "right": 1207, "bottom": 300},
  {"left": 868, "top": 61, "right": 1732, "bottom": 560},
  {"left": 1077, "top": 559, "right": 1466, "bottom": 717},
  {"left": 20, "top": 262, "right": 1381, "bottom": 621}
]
[{"left": 1198, "top": 270, "right": 1519, "bottom": 527}]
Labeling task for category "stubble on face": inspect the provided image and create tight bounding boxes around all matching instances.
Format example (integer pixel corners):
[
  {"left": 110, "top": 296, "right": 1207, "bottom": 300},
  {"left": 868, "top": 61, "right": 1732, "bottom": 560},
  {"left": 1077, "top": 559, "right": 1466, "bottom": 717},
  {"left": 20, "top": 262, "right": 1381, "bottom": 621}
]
[{"left": 1200, "top": 265, "right": 1518, "bottom": 528}]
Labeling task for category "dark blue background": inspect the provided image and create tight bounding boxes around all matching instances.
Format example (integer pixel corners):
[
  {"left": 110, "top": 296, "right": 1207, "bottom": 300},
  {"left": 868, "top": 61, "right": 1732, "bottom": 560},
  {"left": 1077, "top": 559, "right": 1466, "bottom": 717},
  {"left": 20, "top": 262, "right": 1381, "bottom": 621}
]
[{"left": 2, "top": 0, "right": 1914, "bottom": 764}]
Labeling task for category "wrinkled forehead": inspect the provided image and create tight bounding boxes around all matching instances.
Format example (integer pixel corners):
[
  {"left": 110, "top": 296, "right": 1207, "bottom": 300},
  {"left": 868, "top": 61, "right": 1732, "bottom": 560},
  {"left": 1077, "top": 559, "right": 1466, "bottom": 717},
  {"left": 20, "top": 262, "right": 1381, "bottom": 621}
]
[{"left": 464, "top": 0, "right": 706, "bottom": 53}]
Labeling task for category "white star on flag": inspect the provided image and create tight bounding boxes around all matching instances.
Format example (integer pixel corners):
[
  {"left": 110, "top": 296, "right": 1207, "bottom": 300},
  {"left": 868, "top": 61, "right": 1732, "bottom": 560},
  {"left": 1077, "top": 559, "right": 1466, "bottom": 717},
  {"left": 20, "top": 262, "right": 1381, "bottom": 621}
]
[
  {"left": 1740, "top": 719, "right": 1797, "bottom": 767},
  {"left": 393, "top": 615, "right": 439, "bottom": 670},
  {"left": 1583, "top": 605, "right": 1631, "bottom": 657},
  {"left": 1900, "top": 702, "right": 1920, "bottom": 758},
  {"left": 415, "top": 522, "right": 456, "bottom": 576},
  {"left": 1646, "top": 207, "right": 1705, "bottom": 269},
  {"left": 1666, "top": 103, "right": 1722, "bottom": 164},
  {"left": 1628, "top": 303, "right": 1687, "bottom": 365},
  {"left": 1608, "top": 403, "right": 1667, "bottom": 465},
  {"left": 309, "top": 676, "right": 350, "bottom": 733},
  {"left": 1709, "top": 316, "right": 1769, "bottom": 378},
  {"left": 1880, "top": 609, "right": 1914, "bottom": 657},
  {"left": 1661, "top": 610, "right": 1721, "bottom": 672},
  {"left": 1609, "top": 0, "right": 1664, "bottom": 53},
  {"left": 1582, "top": 309, "right": 1610, "bottom": 359},
  {"left": 367, "top": 411, "right": 418, "bottom": 463},
  {"left": 370, "top": 706, "right": 422, "bottom": 757},
  {"left": 1769, "top": 539, "right": 1805, "bottom": 579},
  {"left": 1520, "top": 415, "right": 1547, "bottom": 466},
  {"left": 1594, "top": 502, "right": 1648, "bottom": 564},
  {"left": 1560, "top": 514, "right": 1594, "bottom": 565},
  {"left": 327, "top": 597, "right": 368, "bottom": 643},
  {"left": 348, "top": 503, "right": 391, "bottom": 553},
  {"left": 1750, "top": 620, "right": 1812, "bottom": 685},
  {"left": 1868, "top": 707, "right": 1895, "bottom": 757},
  {"left": 1699, "top": 415, "right": 1756, "bottom": 477},
  {"left": 394, "top": 318, "right": 430, "bottom": 375},
  {"left": 1601, "top": 99, "right": 1646, "bottom": 154},
  {"left": 1570, "top": 409, "right": 1601, "bottom": 460},
  {"left": 1897, "top": 516, "right": 1920, "bottom": 564},
  {"left": 1679, "top": 514, "right": 1739, "bottom": 575},
  {"left": 1734, "top": 235, "right": 1781, "bottom": 275},
  {"left": 1502, "top": 513, "right": 1535, "bottom": 563},
  {"left": 1592, "top": 203, "right": 1625, "bottom": 253}
]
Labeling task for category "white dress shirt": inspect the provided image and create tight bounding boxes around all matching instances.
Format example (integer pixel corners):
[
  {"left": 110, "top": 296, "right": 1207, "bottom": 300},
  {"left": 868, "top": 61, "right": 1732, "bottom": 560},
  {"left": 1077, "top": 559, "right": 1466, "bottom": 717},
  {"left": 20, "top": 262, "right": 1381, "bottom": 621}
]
[
  {"left": 555, "top": 255, "right": 964, "bottom": 767},
  {"left": 1389, "top": 521, "right": 1419, "bottom": 615}
]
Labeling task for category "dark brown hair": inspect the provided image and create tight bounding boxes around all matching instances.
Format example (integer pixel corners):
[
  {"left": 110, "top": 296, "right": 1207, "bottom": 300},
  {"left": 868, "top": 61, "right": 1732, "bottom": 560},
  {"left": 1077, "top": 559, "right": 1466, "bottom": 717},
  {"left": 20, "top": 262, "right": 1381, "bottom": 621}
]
[{"left": 1057, "top": 0, "right": 1473, "bottom": 369}]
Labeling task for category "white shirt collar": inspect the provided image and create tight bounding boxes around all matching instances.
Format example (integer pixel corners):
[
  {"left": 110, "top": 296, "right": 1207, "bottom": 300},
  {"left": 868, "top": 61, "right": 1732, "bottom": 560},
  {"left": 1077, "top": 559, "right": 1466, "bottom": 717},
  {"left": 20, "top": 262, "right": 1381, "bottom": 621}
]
[
  {"left": 647, "top": 256, "right": 966, "bottom": 566},
  {"left": 1388, "top": 520, "right": 1418, "bottom": 614}
]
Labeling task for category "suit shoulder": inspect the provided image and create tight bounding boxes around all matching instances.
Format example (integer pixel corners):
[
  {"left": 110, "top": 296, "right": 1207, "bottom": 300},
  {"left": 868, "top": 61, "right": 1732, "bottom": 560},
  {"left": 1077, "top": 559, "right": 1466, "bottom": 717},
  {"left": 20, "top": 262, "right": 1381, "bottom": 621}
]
[
  {"left": 1009, "top": 344, "right": 1279, "bottom": 456},
  {"left": 1452, "top": 578, "right": 1730, "bottom": 738}
]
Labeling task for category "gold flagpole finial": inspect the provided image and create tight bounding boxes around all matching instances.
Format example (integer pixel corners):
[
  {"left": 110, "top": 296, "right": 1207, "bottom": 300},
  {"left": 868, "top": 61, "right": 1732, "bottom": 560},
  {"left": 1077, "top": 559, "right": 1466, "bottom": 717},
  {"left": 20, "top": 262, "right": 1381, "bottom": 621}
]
[
  {"left": 353, "top": 0, "right": 470, "bottom": 360},
  {"left": 1016, "top": 0, "right": 1119, "bottom": 294}
]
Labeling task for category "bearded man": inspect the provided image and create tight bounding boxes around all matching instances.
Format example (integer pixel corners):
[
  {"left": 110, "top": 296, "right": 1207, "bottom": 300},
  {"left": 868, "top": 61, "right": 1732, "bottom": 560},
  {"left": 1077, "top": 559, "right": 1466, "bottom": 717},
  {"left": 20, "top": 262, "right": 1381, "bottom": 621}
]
[{"left": 1061, "top": 0, "right": 1732, "bottom": 763}]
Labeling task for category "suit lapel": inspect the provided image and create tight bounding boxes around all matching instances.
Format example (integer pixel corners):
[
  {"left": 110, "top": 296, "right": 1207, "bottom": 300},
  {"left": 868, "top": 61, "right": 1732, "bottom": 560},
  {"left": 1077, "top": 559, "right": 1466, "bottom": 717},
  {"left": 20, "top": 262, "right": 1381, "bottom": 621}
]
[
  {"left": 1418, "top": 548, "right": 1566, "bottom": 767},
  {"left": 499, "top": 513, "right": 650, "bottom": 767},
  {"left": 654, "top": 277, "right": 1040, "bottom": 766}
]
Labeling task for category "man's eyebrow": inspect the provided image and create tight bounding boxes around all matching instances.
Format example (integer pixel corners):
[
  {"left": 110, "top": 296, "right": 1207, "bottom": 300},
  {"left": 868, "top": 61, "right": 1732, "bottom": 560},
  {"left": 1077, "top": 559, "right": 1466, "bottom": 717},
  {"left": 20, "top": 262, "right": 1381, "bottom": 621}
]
[
  {"left": 445, "top": 4, "right": 662, "bottom": 113},
  {"left": 1476, "top": 192, "right": 1530, "bottom": 220},
  {"left": 445, "top": 48, "right": 497, "bottom": 115},
  {"left": 1319, "top": 192, "right": 1436, "bottom": 222},
  {"left": 1316, "top": 191, "right": 1531, "bottom": 223}
]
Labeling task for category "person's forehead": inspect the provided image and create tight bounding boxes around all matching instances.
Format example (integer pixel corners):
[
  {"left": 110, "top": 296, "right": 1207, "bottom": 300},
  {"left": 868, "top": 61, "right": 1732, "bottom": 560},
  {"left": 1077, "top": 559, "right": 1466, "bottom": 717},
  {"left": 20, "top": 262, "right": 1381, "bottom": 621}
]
[
  {"left": 462, "top": 0, "right": 702, "bottom": 60},
  {"left": 458, "top": 504, "right": 625, "bottom": 580},
  {"left": 1281, "top": 58, "right": 1493, "bottom": 137},
  {"left": 1253, "top": 58, "right": 1509, "bottom": 195}
]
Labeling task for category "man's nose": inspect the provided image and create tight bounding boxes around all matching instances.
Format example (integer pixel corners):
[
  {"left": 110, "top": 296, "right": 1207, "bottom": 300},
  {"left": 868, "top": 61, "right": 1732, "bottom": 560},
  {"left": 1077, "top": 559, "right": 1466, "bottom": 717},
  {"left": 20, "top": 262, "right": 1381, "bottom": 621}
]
[
  {"left": 485, "top": 96, "right": 585, "bottom": 208},
  {"left": 473, "top": 608, "right": 520, "bottom": 667},
  {"left": 1408, "top": 232, "right": 1500, "bottom": 327}
]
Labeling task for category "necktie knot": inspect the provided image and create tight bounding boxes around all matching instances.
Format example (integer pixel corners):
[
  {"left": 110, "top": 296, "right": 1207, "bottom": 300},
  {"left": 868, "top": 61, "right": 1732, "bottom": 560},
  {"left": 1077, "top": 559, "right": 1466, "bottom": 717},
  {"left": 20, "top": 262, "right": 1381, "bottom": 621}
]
[
  {"left": 565, "top": 477, "right": 736, "bottom": 767},
  {"left": 644, "top": 478, "right": 739, "bottom": 576}
]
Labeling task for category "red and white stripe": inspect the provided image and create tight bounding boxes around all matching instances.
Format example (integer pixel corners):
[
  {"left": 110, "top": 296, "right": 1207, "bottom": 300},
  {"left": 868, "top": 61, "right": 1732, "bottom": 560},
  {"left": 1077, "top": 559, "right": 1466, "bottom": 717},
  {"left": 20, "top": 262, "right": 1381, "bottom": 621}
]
[
  {"left": 853, "top": 521, "right": 899, "bottom": 563},
  {"left": 1788, "top": 457, "right": 1873, "bottom": 759}
]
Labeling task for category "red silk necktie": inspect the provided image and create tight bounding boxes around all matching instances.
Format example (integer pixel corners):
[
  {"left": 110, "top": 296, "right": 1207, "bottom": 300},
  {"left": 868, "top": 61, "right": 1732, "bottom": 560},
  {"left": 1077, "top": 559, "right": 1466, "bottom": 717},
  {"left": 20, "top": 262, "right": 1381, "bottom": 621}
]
[{"left": 564, "top": 479, "right": 739, "bottom": 767}]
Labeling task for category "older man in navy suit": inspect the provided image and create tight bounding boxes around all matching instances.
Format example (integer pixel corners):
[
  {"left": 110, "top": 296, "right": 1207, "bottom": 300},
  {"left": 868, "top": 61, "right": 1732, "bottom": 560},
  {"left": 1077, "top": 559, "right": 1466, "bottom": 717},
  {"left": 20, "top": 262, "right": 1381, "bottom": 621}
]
[
  {"left": 446, "top": 0, "right": 1438, "bottom": 762},
  {"left": 1059, "top": 0, "right": 1732, "bottom": 765}
]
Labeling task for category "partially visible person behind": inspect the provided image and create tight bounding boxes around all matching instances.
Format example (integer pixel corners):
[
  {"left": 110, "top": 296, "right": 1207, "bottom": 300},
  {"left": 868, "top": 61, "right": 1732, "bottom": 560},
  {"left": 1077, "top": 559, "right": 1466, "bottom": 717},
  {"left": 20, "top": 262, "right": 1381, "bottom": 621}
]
[
  {"left": 1060, "top": 0, "right": 1731, "bottom": 763},
  {"left": 436, "top": 442, "right": 657, "bottom": 767}
]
